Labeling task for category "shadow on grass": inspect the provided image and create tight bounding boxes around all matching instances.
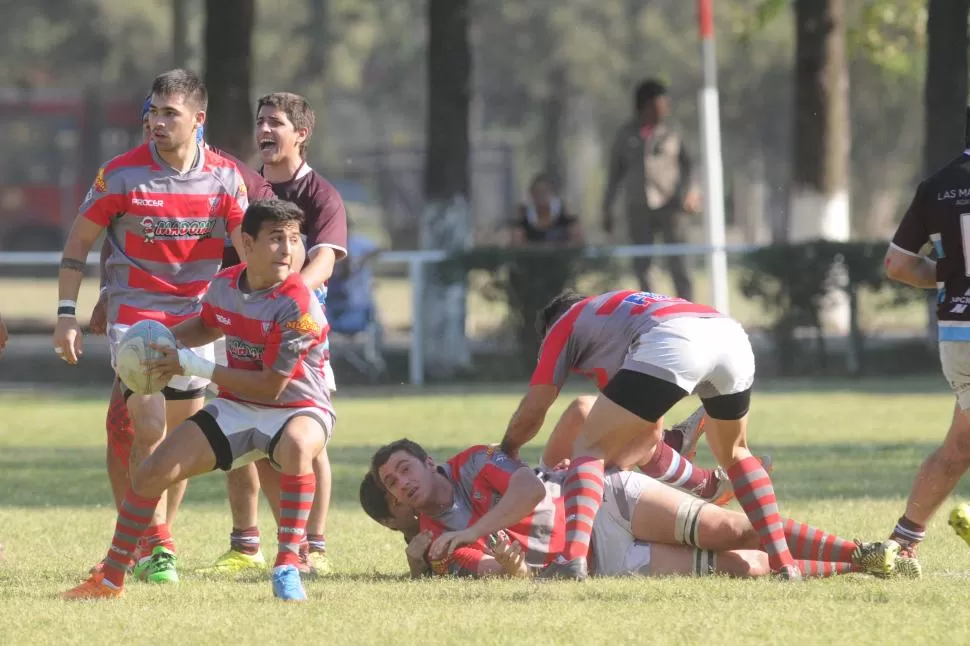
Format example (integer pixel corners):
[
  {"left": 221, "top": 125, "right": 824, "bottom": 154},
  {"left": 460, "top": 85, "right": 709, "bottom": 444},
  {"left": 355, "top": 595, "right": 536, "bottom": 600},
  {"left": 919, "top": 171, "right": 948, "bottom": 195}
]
[{"left": 5, "top": 439, "right": 970, "bottom": 509}]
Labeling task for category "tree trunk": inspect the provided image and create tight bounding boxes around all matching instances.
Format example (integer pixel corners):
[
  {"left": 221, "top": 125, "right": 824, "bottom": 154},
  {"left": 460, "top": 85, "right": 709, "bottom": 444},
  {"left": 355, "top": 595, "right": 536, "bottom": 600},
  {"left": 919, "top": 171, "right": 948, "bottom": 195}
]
[
  {"left": 203, "top": 0, "right": 255, "bottom": 160},
  {"left": 172, "top": 0, "right": 189, "bottom": 68},
  {"left": 791, "top": 0, "right": 851, "bottom": 333},
  {"left": 542, "top": 62, "right": 568, "bottom": 189},
  {"left": 923, "top": 0, "right": 970, "bottom": 349},
  {"left": 421, "top": 0, "right": 473, "bottom": 379}
]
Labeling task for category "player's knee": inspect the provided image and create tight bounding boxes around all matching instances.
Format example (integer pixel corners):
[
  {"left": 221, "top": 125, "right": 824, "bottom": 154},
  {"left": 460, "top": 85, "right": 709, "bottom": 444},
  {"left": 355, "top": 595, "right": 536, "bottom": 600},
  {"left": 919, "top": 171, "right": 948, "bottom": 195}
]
[
  {"left": 130, "top": 459, "right": 171, "bottom": 498},
  {"left": 130, "top": 410, "right": 166, "bottom": 446},
  {"left": 564, "top": 396, "right": 595, "bottom": 426},
  {"left": 274, "top": 425, "right": 324, "bottom": 473}
]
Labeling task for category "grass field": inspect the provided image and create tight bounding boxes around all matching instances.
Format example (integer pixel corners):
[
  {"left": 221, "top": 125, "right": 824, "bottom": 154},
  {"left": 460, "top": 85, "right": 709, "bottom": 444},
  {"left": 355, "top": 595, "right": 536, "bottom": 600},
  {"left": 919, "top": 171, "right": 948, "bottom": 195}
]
[{"left": 4, "top": 378, "right": 970, "bottom": 644}]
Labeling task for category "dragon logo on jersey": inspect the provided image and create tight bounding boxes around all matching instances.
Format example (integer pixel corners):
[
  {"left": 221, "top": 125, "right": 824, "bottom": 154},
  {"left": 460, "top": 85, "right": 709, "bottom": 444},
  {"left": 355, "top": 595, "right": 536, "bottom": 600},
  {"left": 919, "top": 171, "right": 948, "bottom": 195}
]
[
  {"left": 285, "top": 313, "right": 321, "bottom": 335},
  {"left": 226, "top": 337, "right": 264, "bottom": 362},
  {"left": 140, "top": 217, "right": 217, "bottom": 243}
]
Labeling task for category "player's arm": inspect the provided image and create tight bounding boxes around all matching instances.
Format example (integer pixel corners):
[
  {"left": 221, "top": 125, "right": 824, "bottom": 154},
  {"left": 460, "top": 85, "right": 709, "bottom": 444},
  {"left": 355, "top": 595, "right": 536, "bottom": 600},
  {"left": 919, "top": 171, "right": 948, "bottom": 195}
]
[
  {"left": 429, "top": 465, "right": 546, "bottom": 559},
  {"left": 301, "top": 188, "right": 348, "bottom": 290},
  {"left": 499, "top": 385, "right": 559, "bottom": 458},
  {"left": 885, "top": 182, "right": 936, "bottom": 290},
  {"left": 225, "top": 169, "right": 249, "bottom": 264},
  {"left": 169, "top": 316, "right": 224, "bottom": 348},
  {"left": 54, "top": 165, "right": 122, "bottom": 362}
]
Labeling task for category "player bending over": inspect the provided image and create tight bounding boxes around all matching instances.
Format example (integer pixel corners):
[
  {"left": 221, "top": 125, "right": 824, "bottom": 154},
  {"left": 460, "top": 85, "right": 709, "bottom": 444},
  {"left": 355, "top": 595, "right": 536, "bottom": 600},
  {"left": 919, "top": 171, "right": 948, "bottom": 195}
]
[
  {"left": 54, "top": 69, "right": 249, "bottom": 584},
  {"left": 363, "top": 439, "right": 899, "bottom": 580},
  {"left": 497, "top": 289, "right": 805, "bottom": 580},
  {"left": 61, "top": 200, "right": 334, "bottom": 602}
]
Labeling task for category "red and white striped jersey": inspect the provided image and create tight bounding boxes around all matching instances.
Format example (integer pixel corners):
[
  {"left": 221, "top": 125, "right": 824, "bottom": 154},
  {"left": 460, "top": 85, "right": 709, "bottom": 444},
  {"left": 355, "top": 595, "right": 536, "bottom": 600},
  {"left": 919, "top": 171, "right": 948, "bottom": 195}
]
[
  {"left": 531, "top": 290, "right": 724, "bottom": 390},
  {"left": 81, "top": 142, "right": 248, "bottom": 326}
]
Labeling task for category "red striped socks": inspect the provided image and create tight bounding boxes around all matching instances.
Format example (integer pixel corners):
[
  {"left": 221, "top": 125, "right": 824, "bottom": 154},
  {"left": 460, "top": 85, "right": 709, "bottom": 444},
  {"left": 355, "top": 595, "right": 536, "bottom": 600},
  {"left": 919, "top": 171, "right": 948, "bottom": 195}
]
[
  {"left": 276, "top": 473, "right": 315, "bottom": 568},
  {"left": 102, "top": 490, "right": 159, "bottom": 588},
  {"left": 727, "top": 456, "right": 795, "bottom": 573},
  {"left": 562, "top": 456, "right": 605, "bottom": 561}
]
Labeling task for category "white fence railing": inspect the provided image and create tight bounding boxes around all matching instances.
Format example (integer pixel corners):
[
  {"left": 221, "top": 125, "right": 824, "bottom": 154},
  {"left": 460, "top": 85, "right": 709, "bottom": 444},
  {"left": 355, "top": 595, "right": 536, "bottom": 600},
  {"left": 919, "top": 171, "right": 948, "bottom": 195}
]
[{"left": 0, "top": 242, "right": 765, "bottom": 385}]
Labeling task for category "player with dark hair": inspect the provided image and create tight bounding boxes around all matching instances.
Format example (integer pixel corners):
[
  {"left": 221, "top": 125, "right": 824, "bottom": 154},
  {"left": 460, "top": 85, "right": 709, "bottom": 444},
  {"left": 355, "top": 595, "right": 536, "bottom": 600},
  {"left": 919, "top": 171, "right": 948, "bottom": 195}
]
[
  {"left": 365, "top": 439, "right": 892, "bottom": 580},
  {"left": 493, "top": 288, "right": 806, "bottom": 581},
  {"left": 53, "top": 68, "right": 249, "bottom": 584},
  {"left": 207, "top": 91, "right": 347, "bottom": 576},
  {"left": 62, "top": 199, "right": 334, "bottom": 602},
  {"left": 877, "top": 137, "right": 970, "bottom": 577}
]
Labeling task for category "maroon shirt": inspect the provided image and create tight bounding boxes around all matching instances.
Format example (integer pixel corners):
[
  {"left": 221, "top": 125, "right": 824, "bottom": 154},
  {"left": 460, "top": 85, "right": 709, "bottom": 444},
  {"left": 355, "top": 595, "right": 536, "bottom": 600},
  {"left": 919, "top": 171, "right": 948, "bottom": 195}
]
[
  {"left": 262, "top": 162, "right": 348, "bottom": 263},
  {"left": 208, "top": 146, "right": 276, "bottom": 269},
  {"left": 891, "top": 152, "right": 970, "bottom": 325}
]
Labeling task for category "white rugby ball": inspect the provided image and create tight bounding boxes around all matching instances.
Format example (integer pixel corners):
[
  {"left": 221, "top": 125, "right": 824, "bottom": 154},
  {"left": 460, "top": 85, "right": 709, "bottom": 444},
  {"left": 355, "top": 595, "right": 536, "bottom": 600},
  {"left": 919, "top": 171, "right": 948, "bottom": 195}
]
[{"left": 116, "top": 320, "right": 177, "bottom": 395}]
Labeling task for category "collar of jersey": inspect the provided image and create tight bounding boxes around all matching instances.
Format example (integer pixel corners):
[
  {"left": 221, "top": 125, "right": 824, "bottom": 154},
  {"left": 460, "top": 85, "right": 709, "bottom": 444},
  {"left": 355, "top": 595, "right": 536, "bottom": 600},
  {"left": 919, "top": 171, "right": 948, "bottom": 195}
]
[{"left": 149, "top": 141, "right": 204, "bottom": 175}]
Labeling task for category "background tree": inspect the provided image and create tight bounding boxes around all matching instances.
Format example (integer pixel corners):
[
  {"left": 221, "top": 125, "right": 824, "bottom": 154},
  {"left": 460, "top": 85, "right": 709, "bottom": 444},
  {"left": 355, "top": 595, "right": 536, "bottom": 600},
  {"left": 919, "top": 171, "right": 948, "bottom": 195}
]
[
  {"left": 204, "top": 0, "right": 256, "bottom": 159},
  {"left": 421, "top": 0, "right": 473, "bottom": 378}
]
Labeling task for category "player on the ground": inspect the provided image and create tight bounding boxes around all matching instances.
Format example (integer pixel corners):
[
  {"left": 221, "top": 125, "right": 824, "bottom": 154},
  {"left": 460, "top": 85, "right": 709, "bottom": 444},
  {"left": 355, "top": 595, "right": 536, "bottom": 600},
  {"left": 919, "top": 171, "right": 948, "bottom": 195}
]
[
  {"left": 207, "top": 92, "right": 347, "bottom": 576},
  {"left": 365, "top": 440, "right": 895, "bottom": 580},
  {"left": 494, "top": 289, "right": 801, "bottom": 581},
  {"left": 878, "top": 151, "right": 970, "bottom": 577},
  {"left": 61, "top": 199, "right": 334, "bottom": 602},
  {"left": 53, "top": 68, "right": 248, "bottom": 584}
]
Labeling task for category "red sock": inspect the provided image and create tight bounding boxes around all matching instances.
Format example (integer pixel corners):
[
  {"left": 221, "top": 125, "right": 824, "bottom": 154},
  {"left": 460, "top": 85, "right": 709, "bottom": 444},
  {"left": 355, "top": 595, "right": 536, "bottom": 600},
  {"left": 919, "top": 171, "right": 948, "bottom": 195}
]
[
  {"left": 639, "top": 442, "right": 718, "bottom": 498},
  {"left": 890, "top": 516, "right": 926, "bottom": 549},
  {"left": 782, "top": 517, "right": 856, "bottom": 562},
  {"left": 102, "top": 489, "right": 159, "bottom": 588},
  {"left": 727, "top": 456, "right": 795, "bottom": 572},
  {"left": 230, "top": 526, "right": 261, "bottom": 556},
  {"left": 142, "top": 524, "right": 175, "bottom": 553},
  {"left": 276, "top": 473, "right": 315, "bottom": 568},
  {"left": 796, "top": 560, "right": 858, "bottom": 577},
  {"left": 562, "top": 456, "right": 605, "bottom": 561}
]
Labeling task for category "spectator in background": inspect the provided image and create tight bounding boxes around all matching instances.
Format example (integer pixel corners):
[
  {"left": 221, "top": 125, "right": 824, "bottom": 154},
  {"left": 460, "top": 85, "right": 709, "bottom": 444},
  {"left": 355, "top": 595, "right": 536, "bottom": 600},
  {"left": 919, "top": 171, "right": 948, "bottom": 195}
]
[
  {"left": 602, "top": 79, "right": 700, "bottom": 300},
  {"left": 510, "top": 172, "right": 583, "bottom": 248}
]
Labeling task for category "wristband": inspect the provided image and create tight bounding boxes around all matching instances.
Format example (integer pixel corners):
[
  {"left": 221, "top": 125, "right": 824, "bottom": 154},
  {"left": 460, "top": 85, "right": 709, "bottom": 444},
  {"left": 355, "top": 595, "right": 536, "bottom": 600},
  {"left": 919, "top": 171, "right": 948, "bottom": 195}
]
[
  {"left": 177, "top": 347, "right": 216, "bottom": 380},
  {"left": 57, "top": 300, "right": 77, "bottom": 318}
]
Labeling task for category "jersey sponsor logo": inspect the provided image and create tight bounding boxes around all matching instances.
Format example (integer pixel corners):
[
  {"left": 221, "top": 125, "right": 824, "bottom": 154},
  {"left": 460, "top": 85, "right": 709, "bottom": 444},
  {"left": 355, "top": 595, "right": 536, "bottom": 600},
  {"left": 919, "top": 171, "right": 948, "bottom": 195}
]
[
  {"left": 208, "top": 196, "right": 220, "bottom": 214},
  {"left": 132, "top": 197, "right": 165, "bottom": 207},
  {"left": 215, "top": 313, "right": 231, "bottom": 326},
  {"left": 623, "top": 291, "right": 677, "bottom": 306},
  {"left": 284, "top": 312, "right": 321, "bottom": 335},
  {"left": 140, "top": 216, "right": 217, "bottom": 243},
  {"left": 937, "top": 188, "right": 970, "bottom": 201},
  {"left": 226, "top": 337, "right": 264, "bottom": 361},
  {"left": 94, "top": 167, "right": 107, "bottom": 193}
]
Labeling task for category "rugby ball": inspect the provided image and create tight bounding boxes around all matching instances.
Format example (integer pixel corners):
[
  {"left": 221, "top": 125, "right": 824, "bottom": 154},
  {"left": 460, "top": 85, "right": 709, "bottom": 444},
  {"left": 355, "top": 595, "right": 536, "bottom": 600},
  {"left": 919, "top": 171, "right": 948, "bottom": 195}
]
[{"left": 116, "top": 320, "right": 177, "bottom": 395}]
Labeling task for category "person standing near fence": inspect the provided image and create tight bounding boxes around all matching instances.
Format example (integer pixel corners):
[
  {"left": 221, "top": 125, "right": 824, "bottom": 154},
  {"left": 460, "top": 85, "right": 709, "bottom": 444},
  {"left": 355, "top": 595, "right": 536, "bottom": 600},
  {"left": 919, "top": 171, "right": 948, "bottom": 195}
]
[{"left": 602, "top": 79, "right": 701, "bottom": 300}]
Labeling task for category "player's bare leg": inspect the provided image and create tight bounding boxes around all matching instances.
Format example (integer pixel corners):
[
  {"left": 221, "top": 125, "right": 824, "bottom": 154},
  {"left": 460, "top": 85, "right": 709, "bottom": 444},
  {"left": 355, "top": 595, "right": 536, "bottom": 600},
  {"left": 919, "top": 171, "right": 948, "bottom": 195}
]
[
  {"left": 163, "top": 397, "right": 203, "bottom": 527},
  {"left": 268, "top": 415, "right": 327, "bottom": 601},
  {"left": 201, "top": 463, "right": 268, "bottom": 574},
  {"left": 125, "top": 393, "right": 179, "bottom": 583},
  {"left": 62, "top": 419, "right": 218, "bottom": 599},
  {"left": 256, "top": 458, "right": 282, "bottom": 522},
  {"left": 624, "top": 472, "right": 889, "bottom": 575},
  {"left": 881, "top": 402, "right": 970, "bottom": 578},
  {"left": 304, "top": 448, "right": 333, "bottom": 575}
]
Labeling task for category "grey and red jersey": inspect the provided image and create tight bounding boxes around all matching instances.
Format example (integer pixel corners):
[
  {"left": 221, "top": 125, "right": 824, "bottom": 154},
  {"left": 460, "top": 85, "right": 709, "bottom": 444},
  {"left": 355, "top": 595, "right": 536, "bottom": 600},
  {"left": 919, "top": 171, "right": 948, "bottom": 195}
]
[
  {"left": 418, "top": 445, "right": 565, "bottom": 569},
  {"left": 208, "top": 145, "right": 276, "bottom": 268},
  {"left": 82, "top": 142, "right": 248, "bottom": 327},
  {"left": 262, "top": 162, "right": 348, "bottom": 262},
  {"left": 200, "top": 264, "right": 333, "bottom": 414},
  {"left": 531, "top": 290, "right": 723, "bottom": 390}
]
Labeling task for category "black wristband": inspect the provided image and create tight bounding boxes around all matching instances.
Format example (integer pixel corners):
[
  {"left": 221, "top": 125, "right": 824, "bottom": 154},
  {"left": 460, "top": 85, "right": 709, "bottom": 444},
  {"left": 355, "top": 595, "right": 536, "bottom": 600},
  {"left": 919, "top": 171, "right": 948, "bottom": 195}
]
[{"left": 57, "top": 305, "right": 77, "bottom": 318}]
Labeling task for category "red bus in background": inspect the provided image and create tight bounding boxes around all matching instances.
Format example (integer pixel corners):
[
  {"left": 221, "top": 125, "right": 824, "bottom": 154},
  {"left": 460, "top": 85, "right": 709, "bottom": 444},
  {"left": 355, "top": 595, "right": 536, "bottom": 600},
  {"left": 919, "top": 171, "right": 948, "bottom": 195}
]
[{"left": 0, "top": 88, "right": 143, "bottom": 250}]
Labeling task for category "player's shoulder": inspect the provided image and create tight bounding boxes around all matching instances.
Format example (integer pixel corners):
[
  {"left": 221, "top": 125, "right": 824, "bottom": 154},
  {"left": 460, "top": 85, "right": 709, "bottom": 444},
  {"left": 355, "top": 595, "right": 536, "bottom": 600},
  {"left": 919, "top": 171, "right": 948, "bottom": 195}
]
[
  {"left": 448, "top": 445, "right": 515, "bottom": 472},
  {"left": 273, "top": 273, "right": 326, "bottom": 329},
  {"left": 304, "top": 167, "right": 342, "bottom": 201},
  {"left": 211, "top": 264, "right": 247, "bottom": 290},
  {"left": 102, "top": 144, "right": 153, "bottom": 175},
  {"left": 203, "top": 146, "right": 244, "bottom": 171}
]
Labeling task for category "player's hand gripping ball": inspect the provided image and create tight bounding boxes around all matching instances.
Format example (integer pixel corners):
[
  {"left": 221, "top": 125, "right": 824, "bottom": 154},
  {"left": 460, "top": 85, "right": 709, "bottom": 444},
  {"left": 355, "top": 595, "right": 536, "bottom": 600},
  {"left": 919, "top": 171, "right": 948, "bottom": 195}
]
[{"left": 116, "top": 320, "right": 177, "bottom": 395}]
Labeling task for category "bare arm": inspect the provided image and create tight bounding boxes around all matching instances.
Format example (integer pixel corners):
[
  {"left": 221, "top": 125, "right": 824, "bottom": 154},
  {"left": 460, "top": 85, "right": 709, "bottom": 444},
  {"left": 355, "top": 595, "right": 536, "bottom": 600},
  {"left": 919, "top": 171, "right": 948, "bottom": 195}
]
[
  {"left": 885, "top": 246, "right": 936, "bottom": 290},
  {"left": 169, "top": 316, "right": 224, "bottom": 348},
  {"left": 499, "top": 385, "right": 559, "bottom": 458},
  {"left": 459, "top": 468, "right": 546, "bottom": 544},
  {"left": 58, "top": 218, "right": 104, "bottom": 302},
  {"left": 98, "top": 237, "right": 111, "bottom": 289},
  {"left": 301, "top": 247, "right": 337, "bottom": 291},
  {"left": 230, "top": 227, "right": 246, "bottom": 265}
]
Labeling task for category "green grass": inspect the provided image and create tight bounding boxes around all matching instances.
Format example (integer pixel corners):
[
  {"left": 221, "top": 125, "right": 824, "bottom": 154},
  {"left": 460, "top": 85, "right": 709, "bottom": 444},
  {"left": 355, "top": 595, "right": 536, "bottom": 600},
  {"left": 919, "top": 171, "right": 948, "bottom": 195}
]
[{"left": 4, "top": 378, "right": 970, "bottom": 644}]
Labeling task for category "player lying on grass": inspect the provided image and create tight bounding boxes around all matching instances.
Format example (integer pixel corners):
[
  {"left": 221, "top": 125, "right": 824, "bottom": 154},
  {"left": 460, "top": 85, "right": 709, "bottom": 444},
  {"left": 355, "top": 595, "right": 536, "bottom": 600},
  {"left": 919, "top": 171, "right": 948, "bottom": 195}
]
[
  {"left": 62, "top": 200, "right": 334, "bottom": 602},
  {"left": 363, "top": 439, "right": 901, "bottom": 580}
]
